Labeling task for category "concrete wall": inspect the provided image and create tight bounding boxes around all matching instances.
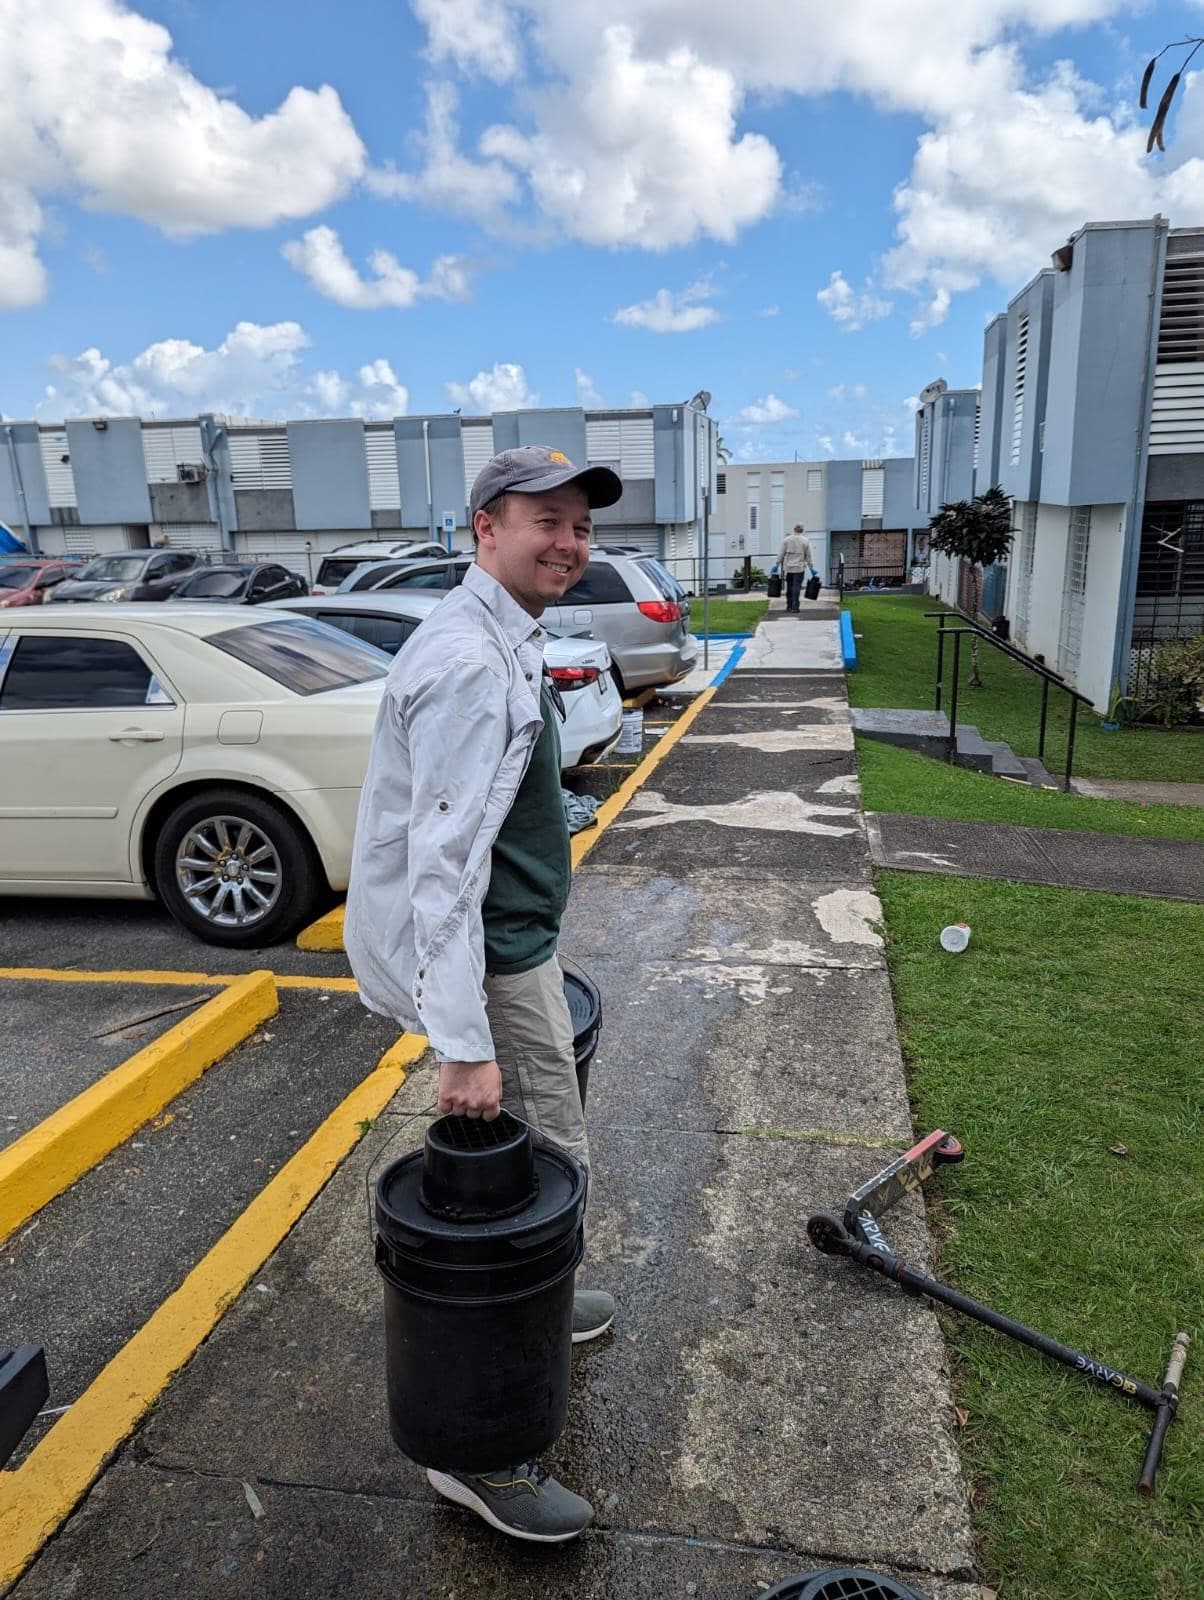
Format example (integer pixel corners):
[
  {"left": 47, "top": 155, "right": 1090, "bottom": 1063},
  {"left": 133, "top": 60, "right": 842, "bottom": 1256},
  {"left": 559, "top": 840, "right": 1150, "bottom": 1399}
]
[
  {"left": 1042, "top": 221, "right": 1165, "bottom": 505},
  {"left": 491, "top": 408, "right": 588, "bottom": 462},
  {"left": 0, "top": 422, "right": 52, "bottom": 535},
  {"left": 826, "top": 460, "right": 862, "bottom": 531},
  {"left": 233, "top": 489, "right": 297, "bottom": 531},
  {"left": 286, "top": 420, "right": 372, "bottom": 531},
  {"left": 1078, "top": 504, "right": 1128, "bottom": 708},
  {"left": 977, "top": 316, "right": 1007, "bottom": 491},
  {"left": 65, "top": 419, "right": 152, "bottom": 526},
  {"left": 148, "top": 481, "right": 213, "bottom": 523},
  {"left": 396, "top": 417, "right": 465, "bottom": 532},
  {"left": 996, "top": 273, "right": 1054, "bottom": 503},
  {"left": 883, "top": 458, "right": 917, "bottom": 527},
  {"left": 1023, "top": 503, "right": 1070, "bottom": 666}
]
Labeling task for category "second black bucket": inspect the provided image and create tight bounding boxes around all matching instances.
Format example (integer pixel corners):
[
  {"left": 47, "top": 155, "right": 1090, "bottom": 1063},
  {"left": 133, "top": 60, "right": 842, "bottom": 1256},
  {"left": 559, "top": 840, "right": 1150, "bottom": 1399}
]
[{"left": 561, "top": 961, "right": 601, "bottom": 1109}]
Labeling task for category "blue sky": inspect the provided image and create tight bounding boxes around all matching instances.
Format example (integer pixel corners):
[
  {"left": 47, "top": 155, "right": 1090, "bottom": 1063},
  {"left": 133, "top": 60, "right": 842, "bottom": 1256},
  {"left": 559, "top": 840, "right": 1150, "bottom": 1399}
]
[{"left": 5, "top": 0, "right": 1204, "bottom": 460}]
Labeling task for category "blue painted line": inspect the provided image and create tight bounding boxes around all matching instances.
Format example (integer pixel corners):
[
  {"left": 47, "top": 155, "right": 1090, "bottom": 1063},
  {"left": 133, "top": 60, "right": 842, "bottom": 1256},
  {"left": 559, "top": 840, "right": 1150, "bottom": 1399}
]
[
  {"left": 710, "top": 641, "right": 745, "bottom": 686},
  {"left": 699, "top": 631, "right": 752, "bottom": 641},
  {"left": 840, "top": 610, "right": 857, "bottom": 671}
]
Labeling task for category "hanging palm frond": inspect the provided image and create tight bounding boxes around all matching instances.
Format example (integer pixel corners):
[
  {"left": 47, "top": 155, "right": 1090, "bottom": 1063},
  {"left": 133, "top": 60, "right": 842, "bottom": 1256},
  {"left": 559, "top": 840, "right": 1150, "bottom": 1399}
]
[{"left": 1141, "top": 38, "right": 1204, "bottom": 152}]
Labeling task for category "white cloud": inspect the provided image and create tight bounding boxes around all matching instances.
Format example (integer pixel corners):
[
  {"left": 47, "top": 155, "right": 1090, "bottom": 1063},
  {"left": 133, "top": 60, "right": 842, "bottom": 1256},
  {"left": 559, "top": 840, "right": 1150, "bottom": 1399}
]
[
  {"left": 0, "top": 0, "right": 364, "bottom": 306},
  {"left": 282, "top": 225, "right": 474, "bottom": 310},
  {"left": 903, "top": 394, "right": 920, "bottom": 412},
  {"left": 817, "top": 270, "right": 892, "bottom": 332},
  {"left": 630, "top": 389, "right": 651, "bottom": 407},
  {"left": 38, "top": 321, "right": 410, "bottom": 420},
  {"left": 446, "top": 362, "right": 538, "bottom": 412},
  {"left": 479, "top": 24, "right": 781, "bottom": 249},
  {"left": 575, "top": 368, "right": 605, "bottom": 407},
  {"left": 410, "top": 0, "right": 523, "bottom": 83},
  {"left": 816, "top": 434, "right": 836, "bottom": 457},
  {"left": 613, "top": 280, "right": 720, "bottom": 333},
  {"left": 365, "top": 81, "right": 521, "bottom": 224},
  {"left": 759, "top": 304, "right": 780, "bottom": 316},
  {"left": 732, "top": 393, "right": 799, "bottom": 426}
]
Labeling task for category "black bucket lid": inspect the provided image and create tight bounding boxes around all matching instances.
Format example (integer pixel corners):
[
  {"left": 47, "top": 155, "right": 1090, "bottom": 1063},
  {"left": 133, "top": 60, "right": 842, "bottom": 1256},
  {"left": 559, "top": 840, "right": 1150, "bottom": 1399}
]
[
  {"left": 421, "top": 1110, "right": 535, "bottom": 1221},
  {"left": 562, "top": 966, "right": 600, "bottom": 1044},
  {"left": 759, "top": 1571, "right": 932, "bottom": 1600}
]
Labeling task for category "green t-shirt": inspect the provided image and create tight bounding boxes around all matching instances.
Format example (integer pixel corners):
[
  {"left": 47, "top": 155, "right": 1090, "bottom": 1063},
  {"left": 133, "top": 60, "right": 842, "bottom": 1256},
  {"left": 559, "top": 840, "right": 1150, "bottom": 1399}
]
[{"left": 482, "top": 682, "right": 571, "bottom": 975}]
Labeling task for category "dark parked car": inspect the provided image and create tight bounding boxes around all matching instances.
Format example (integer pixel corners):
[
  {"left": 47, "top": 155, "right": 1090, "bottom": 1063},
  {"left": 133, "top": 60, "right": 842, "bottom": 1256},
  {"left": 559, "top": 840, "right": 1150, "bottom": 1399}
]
[
  {"left": 51, "top": 550, "right": 202, "bottom": 603},
  {"left": 169, "top": 562, "right": 307, "bottom": 605}
]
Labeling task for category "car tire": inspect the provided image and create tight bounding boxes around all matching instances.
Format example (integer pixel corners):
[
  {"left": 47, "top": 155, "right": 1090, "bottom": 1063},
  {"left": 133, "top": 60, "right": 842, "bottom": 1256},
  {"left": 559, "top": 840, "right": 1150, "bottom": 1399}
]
[{"left": 153, "top": 788, "right": 323, "bottom": 948}]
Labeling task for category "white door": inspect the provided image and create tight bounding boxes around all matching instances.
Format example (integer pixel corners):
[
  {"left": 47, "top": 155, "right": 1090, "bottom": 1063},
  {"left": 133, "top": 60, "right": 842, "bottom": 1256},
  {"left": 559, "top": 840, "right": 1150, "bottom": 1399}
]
[{"left": 0, "top": 630, "right": 184, "bottom": 882}]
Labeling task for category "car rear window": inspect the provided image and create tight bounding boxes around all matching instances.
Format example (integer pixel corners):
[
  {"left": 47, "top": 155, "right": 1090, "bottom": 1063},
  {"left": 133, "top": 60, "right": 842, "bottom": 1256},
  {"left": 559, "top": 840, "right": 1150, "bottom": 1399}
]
[
  {"left": 561, "top": 561, "right": 633, "bottom": 606},
  {"left": 208, "top": 617, "right": 389, "bottom": 694},
  {"left": 315, "top": 557, "right": 366, "bottom": 587},
  {"left": 181, "top": 570, "right": 249, "bottom": 597},
  {"left": 637, "top": 558, "right": 686, "bottom": 601},
  {"left": 0, "top": 565, "right": 42, "bottom": 589}
]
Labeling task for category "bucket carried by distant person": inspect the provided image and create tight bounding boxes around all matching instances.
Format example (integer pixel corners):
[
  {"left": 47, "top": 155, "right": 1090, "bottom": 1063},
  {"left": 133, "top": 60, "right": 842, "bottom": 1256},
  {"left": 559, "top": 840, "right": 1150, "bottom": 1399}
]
[{"left": 804, "top": 572, "right": 822, "bottom": 601}]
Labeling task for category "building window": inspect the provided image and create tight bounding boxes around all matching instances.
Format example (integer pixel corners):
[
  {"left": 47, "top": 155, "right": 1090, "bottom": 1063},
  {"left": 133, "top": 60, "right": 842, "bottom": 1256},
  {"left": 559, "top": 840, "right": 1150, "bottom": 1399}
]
[
  {"left": 807, "top": 469, "right": 822, "bottom": 492},
  {"left": 1058, "top": 506, "right": 1090, "bottom": 679},
  {"left": 716, "top": 472, "right": 726, "bottom": 495},
  {"left": 748, "top": 503, "right": 759, "bottom": 531}
]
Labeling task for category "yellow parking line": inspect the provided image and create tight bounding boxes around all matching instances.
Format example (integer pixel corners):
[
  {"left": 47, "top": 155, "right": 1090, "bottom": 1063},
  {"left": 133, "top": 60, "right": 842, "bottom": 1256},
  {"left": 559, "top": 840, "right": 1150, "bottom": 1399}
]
[
  {"left": 0, "top": 971, "right": 277, "bottom": 1247},
  {"left": 0, "top": 1030, "right": 428, "bottom": 1590},
  {"left": 621, "top": 686, "right": 656, "bottom": 709},
  {"left": 295, "top": 681, "right": 721, "bottom": 955},
  {"left": 0, "top": 967, "right": 358, "bottom": 992}
]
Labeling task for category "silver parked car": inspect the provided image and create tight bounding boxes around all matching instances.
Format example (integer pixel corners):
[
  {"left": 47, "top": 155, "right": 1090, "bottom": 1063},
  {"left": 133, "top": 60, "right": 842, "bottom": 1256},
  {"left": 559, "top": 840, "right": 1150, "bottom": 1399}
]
[{"left": 357, "top": 550, "right": 697, "bottom": 692}]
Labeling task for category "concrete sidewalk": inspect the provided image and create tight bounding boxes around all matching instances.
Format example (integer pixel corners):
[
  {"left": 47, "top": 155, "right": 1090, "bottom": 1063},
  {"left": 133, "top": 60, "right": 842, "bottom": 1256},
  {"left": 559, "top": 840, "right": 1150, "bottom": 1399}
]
[
  {"left": 13, "top": 611, "right": 980, "bottom": 1600},
  {"left": 866, "top": 811, "right": 1204, "bottom": 901}
]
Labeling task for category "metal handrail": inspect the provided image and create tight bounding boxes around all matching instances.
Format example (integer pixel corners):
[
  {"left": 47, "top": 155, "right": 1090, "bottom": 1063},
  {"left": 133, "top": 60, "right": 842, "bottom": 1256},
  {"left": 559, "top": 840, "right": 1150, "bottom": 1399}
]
[{"left": 925, "top": 609, "right": 1094, "bottom": 792}]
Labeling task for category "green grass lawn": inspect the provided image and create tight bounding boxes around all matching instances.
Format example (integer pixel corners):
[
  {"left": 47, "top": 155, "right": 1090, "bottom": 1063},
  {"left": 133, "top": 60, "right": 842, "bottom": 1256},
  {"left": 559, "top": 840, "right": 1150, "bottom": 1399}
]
[
  {"left": 846, "top": 594, "right": 1204, "bottom": 783},
  {"left": 877, "top": 871, "right": 1203, "bottom": 1600},
  {"left": 692, "top": 597, "right": 768, "bottom": 634},
  {"left": 856, "top": 736, "right": 1204, "bottom": 844}
]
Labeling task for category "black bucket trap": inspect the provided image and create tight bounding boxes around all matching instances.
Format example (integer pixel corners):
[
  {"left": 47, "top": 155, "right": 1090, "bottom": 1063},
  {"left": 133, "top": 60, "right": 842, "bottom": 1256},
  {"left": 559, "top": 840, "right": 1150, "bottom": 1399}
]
[
  {"left": 562, "top": 961, "right": 601, "bottom": 1109},
  {"left": 374, "top": 1108, "right": 587, "bottom": 1473}
]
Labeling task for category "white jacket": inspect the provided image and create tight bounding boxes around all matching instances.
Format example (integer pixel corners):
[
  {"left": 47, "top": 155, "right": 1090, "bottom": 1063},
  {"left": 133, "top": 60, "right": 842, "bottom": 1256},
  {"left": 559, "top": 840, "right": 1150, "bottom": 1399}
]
[{"left": 344, "top": 563, "right": 546, "bottom": 1060}]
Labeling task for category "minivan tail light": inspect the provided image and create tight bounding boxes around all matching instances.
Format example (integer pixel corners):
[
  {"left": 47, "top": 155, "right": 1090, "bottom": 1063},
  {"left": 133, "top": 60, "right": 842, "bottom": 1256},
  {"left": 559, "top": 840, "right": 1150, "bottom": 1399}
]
[
  {"left": 636, "top": 599, "right": 682, "bottom": 624},
  {"left": 548, "top": 665, "right": 600, "bottom": 691}
]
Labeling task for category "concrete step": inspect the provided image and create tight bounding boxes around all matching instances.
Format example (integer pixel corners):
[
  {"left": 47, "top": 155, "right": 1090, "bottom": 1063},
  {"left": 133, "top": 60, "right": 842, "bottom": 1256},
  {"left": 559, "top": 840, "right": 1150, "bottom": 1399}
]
[
  {"left": 1019, "top": 755, "right": 1061, "bottom": 789},
  {"left": 952, "top": 724, "right": 994, "bottom": 773},
  {"left": 981, "top": 739, "right": 1029, "bottom": 781},
  {"left": 848, "top": 707, "right": 950, "bottom": 760}
]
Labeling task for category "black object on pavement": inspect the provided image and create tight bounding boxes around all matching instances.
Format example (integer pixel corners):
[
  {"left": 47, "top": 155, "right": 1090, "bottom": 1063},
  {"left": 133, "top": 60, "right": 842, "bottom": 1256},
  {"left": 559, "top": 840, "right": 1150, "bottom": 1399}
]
[
  {"left": 0, "top": 1343, "right": 49, "bottom": 1467},
  {"left": 561, "top": 960, "right": 601, "bottom": 1109},
  {"left": 375, "top": 1110, "right": 586, "bottom": 1473},
  {"left": 806, "top": 1129, "right": 1190, "bottom": 1495},
  {"left": 760, "top": 1569, "right": 931, "bottom": 1600},
  {"left": 767, "top": 573, "right": 783, "bottom": 599},
  {"left": 805, "top": 573, "right": 823, "bottom": 601}
]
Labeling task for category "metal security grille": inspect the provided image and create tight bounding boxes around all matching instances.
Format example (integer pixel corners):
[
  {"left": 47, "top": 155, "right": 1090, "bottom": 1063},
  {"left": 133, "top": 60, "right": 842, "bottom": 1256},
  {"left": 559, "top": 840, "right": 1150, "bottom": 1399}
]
[
  {"left": 919, "top": 414, "right": 930, "bottom": 502},
  {"left": 64, "top": 529, "right": 94, "bottom": 554},
  {"left": 461, "top": 422, "right": 495, "bottom": 501},
  {"left": 1014, "top": 502, "right": 1037, "bottom": 638},
  {"left": 142, "top": 424, "right": 204, "bottom": 482},
  {"left": 228, "top": 430, "right": 292, "bottom": 490},
  {"left": 1058, "top": 506, "right": 1091, "bottom": 679},
  {"left": 1157, "top": 253, "right": 1204, "bottom": 364},
  {"left": 860, "top": 464, "right": 885, "bottom": 518},
  {"left": 1010, "top": 315, "right": 1029, "bottom": 466},
  {"left": 364, "top": 427, "right": 401, "bottom": 510},
  {"left": 1149, "top": 363, "right": 1204, "bottom": 453},
  {"left": 973, "top": 401, "right": 981, "bottom": 470},
  {"left": 1135, "top": 500, "right": 1204, "bottom": 638},
  {"left": 39, "top": 430, "right": 77, "bottom": 508}
]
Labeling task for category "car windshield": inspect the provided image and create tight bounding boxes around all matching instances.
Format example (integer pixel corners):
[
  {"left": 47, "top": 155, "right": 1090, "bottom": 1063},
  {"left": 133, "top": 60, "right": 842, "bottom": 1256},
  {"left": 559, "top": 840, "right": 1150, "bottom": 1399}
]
[
  {"left": 78, "top": 554, "right": 148, "bottom": 581},
  {"left": 208, "top": 616, "right": 389, "bottom": 694},
  {"left": 180, "top": 570, "right": 249, "bottom": 597},
  {"left": 0, "top": 564, "right": 42, "bottom": 589}
]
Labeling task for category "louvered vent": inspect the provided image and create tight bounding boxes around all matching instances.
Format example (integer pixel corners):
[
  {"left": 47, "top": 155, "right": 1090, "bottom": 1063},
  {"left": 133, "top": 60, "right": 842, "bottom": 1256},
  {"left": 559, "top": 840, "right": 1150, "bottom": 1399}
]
[
  {"left": 39, "top": 430, "right": 77, "bottom": 508},
  {"left": 142, "top": 424, "right": 203, "bottom": 483},
  {"left": 364, "top": 427, "right": 401, "bottom": 509},
  {"left": 461, "top": 422, "right": 495, "bottom": 501},
  {"left": 1010, "top": 315, "right": 1029, "bottom": 467},
  {"left": 228, "top": 430, "right": 292, "bottom": 490},
  {"left": 1157, "top": 253, "right": 1204, "bottom": 364}
]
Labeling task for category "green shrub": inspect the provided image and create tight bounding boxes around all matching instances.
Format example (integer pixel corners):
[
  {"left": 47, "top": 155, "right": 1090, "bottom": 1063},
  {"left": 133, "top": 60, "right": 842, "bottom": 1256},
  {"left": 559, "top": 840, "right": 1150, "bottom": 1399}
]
[{"left": 1142, "top": 634, "right": 1204, "bottom": 726}]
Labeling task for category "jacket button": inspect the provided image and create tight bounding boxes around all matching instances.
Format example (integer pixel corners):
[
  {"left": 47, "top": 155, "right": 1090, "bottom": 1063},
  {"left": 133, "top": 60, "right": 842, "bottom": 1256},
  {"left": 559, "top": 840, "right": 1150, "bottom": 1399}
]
[
  {"left": 415, "top": 987, "right": 422, "bottom": 997},
  {"left": 525, "top": 671, "right": 533, "bottom": 680},
  {"left": 438, "top": 800, "right": 449, "bottom": 812}
]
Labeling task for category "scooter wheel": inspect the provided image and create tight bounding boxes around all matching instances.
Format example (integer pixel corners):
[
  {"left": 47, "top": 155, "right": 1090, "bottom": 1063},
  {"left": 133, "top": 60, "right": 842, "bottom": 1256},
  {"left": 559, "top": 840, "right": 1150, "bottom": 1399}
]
[{"left": 806, "top": 1211, "right": 851, "bottom": 1256}]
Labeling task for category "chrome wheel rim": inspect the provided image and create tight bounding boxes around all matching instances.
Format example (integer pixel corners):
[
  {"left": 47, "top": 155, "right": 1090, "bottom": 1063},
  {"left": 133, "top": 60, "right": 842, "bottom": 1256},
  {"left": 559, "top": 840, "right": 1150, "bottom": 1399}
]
[{"left": 175, "top": 814, "right": 283, "bottom": 928}]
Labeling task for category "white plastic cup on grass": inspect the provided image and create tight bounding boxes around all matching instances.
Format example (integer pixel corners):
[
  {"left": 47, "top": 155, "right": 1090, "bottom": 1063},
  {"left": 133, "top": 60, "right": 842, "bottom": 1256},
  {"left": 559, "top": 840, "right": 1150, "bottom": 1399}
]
[{"left": 939, "top": 923, "right": 971, "bottom": 953}]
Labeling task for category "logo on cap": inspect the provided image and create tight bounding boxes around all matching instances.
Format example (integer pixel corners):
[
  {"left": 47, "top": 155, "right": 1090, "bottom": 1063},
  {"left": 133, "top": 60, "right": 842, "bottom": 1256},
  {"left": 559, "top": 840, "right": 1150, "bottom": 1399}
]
[{"left": 546, "top": 450, "right": 570, "bottom": 464}]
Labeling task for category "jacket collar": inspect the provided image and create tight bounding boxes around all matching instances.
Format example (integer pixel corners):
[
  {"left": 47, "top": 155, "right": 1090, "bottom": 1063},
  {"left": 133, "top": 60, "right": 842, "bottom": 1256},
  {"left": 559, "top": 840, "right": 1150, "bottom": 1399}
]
[{"left": 462, "top": 560, "right": 544, "bottom": 649}]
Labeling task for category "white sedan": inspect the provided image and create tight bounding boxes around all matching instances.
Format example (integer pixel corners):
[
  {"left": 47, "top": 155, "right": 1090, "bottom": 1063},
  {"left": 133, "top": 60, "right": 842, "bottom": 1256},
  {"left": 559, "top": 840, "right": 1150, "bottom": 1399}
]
[
  {"left": 267, "top": 590, "right": 623, "bottom": 770},
  {"left": 0, "top": 605, "right": 390, "bottom": 946}
]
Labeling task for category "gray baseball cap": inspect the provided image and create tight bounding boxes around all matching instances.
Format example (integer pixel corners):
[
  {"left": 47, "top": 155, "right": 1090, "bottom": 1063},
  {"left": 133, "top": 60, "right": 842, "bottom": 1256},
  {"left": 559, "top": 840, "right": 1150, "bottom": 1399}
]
[{"left": 469, "top": 444, "right": 623, "bottom": 520}]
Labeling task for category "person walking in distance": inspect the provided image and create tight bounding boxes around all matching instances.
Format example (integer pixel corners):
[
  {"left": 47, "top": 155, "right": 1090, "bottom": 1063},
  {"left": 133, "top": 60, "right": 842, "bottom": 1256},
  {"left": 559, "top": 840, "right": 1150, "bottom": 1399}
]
[
  {"left": 345, "top": 445, "right": 622, "bottom": 1544},
  {"left": 778, "top": 522, "right": 815, "bottom": 612}
]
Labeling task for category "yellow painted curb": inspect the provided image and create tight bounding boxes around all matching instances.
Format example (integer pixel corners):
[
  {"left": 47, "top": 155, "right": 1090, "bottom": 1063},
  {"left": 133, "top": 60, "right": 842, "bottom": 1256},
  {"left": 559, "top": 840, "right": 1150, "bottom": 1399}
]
[
  {"left": 0, "top": 971, "right": 277, "bottom": 1246},
  {"left": 295, "top": 682, "right": 721, "bottom": 954},
  {"left": 572, "top": 683, "right": 718, "bottom": 869},
  {"left": 296, "top": 904, "right": 346, "bottom": 952},
  {"left": 0, "top": 968, "right": 357, "bottom": 993},
  {"left": 0, "top": 1030, "right": 428, "bottom": 1591}
]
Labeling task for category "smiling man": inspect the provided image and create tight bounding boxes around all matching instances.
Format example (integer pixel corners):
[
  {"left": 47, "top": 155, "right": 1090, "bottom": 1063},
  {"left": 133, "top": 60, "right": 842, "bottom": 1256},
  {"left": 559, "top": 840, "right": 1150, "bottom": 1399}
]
[{"left": 346, "top": 445, "right": 623, "bottom": 1543}]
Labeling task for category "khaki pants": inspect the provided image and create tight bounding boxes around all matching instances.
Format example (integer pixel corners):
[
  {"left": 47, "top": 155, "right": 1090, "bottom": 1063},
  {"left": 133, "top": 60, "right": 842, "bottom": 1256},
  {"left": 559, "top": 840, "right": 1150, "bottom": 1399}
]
[{"left": 484, "top": 955, "right": 590, "bottom": 1181}]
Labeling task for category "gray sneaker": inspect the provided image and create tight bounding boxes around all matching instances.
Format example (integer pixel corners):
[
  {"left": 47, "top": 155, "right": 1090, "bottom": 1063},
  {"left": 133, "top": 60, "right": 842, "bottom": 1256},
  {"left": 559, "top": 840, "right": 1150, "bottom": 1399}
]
[
  {"left": 572, "top": 1288, "right": 616, "bottom": 1344},
  {"left": 426, "top": 1461, "right": 593, "bottom": 1542}
]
